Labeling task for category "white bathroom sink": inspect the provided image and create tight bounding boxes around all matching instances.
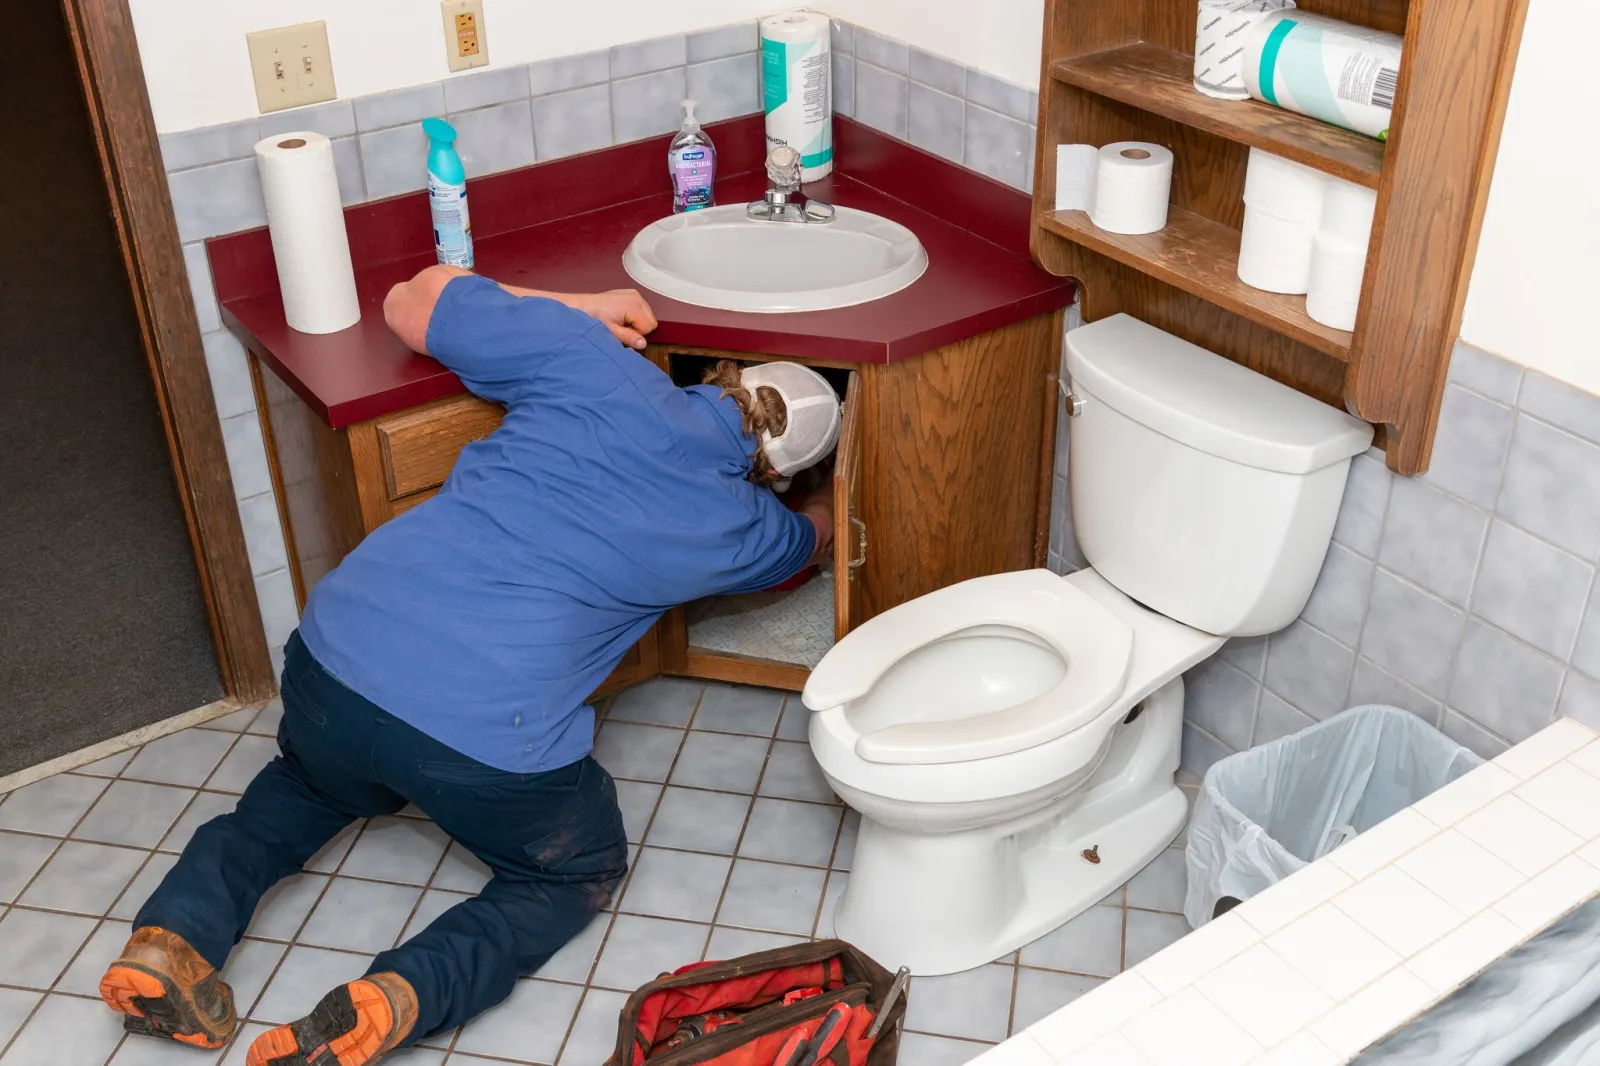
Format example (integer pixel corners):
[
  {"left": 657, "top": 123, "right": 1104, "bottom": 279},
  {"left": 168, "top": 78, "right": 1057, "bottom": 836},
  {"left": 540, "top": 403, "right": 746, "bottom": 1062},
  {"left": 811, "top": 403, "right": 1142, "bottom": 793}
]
[{"left": 621, "top": 204, "right": 928, "bottom": 313}]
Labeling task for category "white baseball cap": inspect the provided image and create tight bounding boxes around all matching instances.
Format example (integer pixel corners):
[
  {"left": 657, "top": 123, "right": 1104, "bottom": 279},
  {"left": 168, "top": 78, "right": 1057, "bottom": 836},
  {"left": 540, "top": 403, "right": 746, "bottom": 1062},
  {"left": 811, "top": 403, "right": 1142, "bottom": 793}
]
[{"left": 738, "top": 362, "right": 842, "bottom": 476}]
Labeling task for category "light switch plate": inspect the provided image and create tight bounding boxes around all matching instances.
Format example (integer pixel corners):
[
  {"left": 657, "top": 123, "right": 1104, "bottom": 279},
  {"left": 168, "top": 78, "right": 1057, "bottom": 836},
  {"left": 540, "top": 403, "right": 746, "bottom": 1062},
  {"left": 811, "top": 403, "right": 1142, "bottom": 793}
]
[
  {"left": 441, "top": 0, "right": 489, "bottom": 72},
  {"left": 247, "top": 21, "right": 336, "bottom": 114}
]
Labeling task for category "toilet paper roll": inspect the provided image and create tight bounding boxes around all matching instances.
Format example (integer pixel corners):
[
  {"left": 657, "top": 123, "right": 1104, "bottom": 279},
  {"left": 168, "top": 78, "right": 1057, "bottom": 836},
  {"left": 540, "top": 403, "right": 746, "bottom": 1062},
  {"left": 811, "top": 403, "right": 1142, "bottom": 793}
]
[
  {"left": 1319, "top": 177, "right": 1379, "bottom": 245},
  {"left": 1243, "top": 147, "right": 1327, "bottom": 223},
  {"left": 1306, "top": 231, "right": 1367, "bottom": 329},
  {"left": 1056, "top": 141, "right": 1174, "bottom": 235},
  {"left": 255, "top": 133, "right": 360, "bottom": 335},
  {"left": 1194, "top": 0, "right": 1297, "bottom": 100},
  {"left": 1242, "top": 10, "right": 1403, "bottom": 140},
  {"left": 761, "top": 11, "right": 833, "bottom": 183},
  {"left": 1237, "top": 204, "right": 1317, "bottom": 293}
]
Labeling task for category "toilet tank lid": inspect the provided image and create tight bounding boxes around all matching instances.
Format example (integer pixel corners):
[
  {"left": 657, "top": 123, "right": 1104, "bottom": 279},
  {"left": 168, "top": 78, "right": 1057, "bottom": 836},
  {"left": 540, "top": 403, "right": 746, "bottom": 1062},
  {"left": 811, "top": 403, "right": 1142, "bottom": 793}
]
[{"left": 1066, "top": 314, "right": 1374, "bottom": 475}]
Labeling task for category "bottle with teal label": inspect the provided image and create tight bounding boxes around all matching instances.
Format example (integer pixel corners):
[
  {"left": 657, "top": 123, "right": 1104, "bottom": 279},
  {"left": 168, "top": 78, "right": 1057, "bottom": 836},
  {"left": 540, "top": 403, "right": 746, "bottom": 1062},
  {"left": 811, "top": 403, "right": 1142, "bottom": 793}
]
[{"left": 422, "top": 116, "right": 473, "bottom": 268}]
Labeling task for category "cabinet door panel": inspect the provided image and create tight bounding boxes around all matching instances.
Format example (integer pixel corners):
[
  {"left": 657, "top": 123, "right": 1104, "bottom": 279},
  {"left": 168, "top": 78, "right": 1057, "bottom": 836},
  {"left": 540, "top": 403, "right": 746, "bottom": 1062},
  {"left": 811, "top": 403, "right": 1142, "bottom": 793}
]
[{"left": 834, "top": 371, "right": 866, "bottom": 639}]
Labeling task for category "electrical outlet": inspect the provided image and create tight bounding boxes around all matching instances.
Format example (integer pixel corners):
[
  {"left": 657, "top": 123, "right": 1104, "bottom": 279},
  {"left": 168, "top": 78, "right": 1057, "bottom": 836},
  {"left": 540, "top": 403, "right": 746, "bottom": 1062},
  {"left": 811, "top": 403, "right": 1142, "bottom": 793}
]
[
  {"left": 247, "top": 21, "right": 336, "bottom": 113},
  {"left": 441, "top": 0, "right": 489, "bottom": 72}
]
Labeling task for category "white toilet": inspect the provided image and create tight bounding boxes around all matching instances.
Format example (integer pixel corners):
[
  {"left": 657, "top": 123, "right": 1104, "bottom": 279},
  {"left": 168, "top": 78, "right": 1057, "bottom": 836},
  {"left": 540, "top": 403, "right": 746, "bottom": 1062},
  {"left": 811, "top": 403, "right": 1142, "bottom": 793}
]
[{"left": 803, "top": 313, "right": 1374, "bottom": 976}]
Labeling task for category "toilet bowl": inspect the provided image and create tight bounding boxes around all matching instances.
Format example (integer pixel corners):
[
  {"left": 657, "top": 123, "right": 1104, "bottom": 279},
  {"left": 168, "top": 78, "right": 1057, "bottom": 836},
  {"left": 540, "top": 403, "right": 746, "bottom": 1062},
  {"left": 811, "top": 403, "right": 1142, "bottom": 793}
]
[{"left": 803, "top": 313, "right": 1373, "bottom": 976}]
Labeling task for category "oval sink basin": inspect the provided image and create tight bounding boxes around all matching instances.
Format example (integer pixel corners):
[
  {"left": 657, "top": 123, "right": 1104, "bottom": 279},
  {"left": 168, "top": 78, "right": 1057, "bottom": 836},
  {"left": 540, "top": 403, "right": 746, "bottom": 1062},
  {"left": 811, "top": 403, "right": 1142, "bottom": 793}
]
[{"left": 622, "top": 204, "right": 928, "bottom": 313}]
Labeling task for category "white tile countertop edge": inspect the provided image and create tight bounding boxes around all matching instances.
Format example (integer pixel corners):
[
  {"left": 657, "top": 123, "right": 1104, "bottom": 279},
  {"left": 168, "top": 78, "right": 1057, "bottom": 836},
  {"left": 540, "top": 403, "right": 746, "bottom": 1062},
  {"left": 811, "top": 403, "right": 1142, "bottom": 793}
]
[{"left": 967, "top": 716, "right": 1600, "bottom": 1066}]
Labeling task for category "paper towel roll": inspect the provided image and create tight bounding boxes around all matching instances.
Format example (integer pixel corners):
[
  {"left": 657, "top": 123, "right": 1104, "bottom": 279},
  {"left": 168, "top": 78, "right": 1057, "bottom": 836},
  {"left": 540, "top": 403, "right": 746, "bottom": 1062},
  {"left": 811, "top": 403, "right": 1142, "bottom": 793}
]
[
  {"left": 761, "top": 12, "right": 833, "bottom": 182},
  {"left": 1241, "top": 11, "right": 1403, "bottom": 140},
  {"left": 1238, "top": 205, "right": 1317, "bottom": 293},
  {"left": 1194, "top": 0, "right": 1297, "bottom": 100},
  {"left": 1056, "top": 141, "right": 1174, "bottom": 235},
  {"left": 1243, "top": 147, "right": 1327, "bottom": 222},
  {"left": 255, "top": 133, "right": 359, "bottom": 335}
]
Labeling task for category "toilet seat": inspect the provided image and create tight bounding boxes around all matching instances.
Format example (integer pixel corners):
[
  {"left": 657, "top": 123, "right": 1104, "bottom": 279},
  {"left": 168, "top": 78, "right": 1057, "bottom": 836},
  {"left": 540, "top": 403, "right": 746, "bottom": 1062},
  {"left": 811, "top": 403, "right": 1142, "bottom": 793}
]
[{"left": 803, "top": 570, "right": 1134, "bottom": 765}]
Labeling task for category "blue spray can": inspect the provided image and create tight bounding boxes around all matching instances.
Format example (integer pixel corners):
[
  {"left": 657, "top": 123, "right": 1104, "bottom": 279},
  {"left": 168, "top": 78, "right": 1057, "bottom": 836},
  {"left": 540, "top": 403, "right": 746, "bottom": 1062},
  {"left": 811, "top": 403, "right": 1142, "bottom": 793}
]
[{"left": 422, "top": 117, "right": 473, "bottom": 268}]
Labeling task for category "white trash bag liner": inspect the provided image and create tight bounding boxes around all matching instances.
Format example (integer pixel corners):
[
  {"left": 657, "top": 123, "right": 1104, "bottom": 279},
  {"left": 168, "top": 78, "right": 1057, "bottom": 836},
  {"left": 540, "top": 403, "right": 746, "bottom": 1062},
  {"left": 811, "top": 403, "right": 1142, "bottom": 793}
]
[{"left": 1184, "top": 704, "right": 1481, "bottom": 929}]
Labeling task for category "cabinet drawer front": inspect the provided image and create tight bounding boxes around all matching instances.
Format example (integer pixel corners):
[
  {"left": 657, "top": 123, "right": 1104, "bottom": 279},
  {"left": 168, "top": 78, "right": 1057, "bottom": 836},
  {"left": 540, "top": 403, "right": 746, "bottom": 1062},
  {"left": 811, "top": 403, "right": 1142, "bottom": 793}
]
[{"left": 375, "top": 396, "right": 503, "bottom": 499}]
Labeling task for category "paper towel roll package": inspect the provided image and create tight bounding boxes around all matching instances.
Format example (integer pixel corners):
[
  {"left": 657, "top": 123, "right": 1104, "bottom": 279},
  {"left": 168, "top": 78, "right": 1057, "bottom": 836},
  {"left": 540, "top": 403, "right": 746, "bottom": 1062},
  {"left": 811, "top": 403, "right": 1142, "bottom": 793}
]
[
  {"left": 1241, "top": 11, "right": 1403, "bottom": 140},
  {"left": 1194, "top": 0, "right": 1296, "bottom": 100},
  {"left": 254, "top": 132, "right": 360, "bottom": 335},
  {"left": 761, "top": 11, "right": 833, "bottom": 183},
  {"left": 1055, "top": 141, "right": 1174, "bottom": 235}
]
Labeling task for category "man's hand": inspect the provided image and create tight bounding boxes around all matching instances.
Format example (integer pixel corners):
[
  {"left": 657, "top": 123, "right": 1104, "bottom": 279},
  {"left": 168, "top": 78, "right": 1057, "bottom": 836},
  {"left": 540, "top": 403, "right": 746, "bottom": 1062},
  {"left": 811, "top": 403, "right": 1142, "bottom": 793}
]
[
  {"left": 566, "top": 289, "right": 658, "bottom": 351},
  {"left": 797, "top": 482, "right": 835, "bottom": 566}
]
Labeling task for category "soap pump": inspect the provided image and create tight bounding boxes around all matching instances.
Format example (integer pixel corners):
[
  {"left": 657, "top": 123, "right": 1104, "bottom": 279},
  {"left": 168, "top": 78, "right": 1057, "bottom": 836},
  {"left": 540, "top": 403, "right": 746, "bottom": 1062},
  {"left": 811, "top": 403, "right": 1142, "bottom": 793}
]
[{"left": 668, "top": 99, "right": 716, "bottom": 213}]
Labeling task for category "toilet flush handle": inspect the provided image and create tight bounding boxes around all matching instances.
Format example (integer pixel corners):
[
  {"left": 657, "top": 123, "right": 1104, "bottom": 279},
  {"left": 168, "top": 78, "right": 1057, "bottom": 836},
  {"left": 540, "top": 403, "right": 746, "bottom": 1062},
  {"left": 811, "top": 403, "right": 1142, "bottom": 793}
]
[{"left": 1058, "top": 379, "right": 1087, "bottom": 417}]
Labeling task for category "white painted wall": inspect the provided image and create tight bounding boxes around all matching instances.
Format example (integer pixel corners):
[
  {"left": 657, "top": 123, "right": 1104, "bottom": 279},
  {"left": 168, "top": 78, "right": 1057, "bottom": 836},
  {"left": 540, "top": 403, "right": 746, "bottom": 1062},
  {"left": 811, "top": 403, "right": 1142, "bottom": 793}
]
[
  {"left": 130, "top": 0, "right": 782, "bottom": 132},
  {"left": 823, "top": 0, "right": 1042, "bottom": 86}
]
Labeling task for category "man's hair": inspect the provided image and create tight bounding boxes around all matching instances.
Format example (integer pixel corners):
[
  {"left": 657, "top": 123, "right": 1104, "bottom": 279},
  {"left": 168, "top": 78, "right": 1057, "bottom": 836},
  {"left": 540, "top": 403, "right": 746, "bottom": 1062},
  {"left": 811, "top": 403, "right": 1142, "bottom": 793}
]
[{"left": 704, "top": 360, "right": 789, "bottom": 487}]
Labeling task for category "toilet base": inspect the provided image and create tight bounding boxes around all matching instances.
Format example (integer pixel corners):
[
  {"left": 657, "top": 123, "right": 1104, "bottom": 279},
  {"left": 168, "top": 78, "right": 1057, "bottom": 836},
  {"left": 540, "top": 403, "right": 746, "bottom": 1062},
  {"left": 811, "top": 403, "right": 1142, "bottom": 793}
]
[{"left": 829, "top": 678, "right": 1189, "bottom": 976}]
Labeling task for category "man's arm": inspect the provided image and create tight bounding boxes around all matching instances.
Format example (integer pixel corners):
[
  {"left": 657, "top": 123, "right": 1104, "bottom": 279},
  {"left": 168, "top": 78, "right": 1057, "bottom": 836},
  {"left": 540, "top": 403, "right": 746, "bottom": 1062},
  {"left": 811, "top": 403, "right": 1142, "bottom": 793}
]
[
  {"left": 795, "top": 481, "right": 835, "bottom": 567},
  {"left": 382, "top": 265, "right": 659, "bottom": 354}
]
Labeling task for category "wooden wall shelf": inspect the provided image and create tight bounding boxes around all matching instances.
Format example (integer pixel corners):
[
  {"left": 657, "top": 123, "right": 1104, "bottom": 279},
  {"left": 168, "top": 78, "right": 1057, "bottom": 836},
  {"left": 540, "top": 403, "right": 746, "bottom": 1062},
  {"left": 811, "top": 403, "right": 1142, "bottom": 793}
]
[{"left": 1031, "top": 0, "right": 1531, "bottom": 474}]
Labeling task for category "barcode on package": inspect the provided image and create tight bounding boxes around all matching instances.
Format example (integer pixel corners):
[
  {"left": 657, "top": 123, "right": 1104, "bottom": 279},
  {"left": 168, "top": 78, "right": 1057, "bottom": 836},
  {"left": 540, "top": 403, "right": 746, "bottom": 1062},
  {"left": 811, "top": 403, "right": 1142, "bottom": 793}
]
[{"left": 1372, "top": 66, "right": 1398, "bottom": 110}]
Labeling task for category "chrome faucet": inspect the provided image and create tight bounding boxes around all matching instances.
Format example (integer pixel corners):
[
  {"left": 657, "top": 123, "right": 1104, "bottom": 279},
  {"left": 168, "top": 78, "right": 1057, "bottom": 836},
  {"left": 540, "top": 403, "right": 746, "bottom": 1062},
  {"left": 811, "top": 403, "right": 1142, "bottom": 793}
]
[{"left": 747, "top": 146, "right": 835, "bottom": 223}]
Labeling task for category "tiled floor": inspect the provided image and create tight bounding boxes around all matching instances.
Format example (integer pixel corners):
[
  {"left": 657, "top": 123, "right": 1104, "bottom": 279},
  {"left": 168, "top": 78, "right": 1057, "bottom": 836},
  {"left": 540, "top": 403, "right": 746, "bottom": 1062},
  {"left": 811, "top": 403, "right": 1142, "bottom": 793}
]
[{"left": 0, "top": 678, "right": 1198, "bottom": 1065}]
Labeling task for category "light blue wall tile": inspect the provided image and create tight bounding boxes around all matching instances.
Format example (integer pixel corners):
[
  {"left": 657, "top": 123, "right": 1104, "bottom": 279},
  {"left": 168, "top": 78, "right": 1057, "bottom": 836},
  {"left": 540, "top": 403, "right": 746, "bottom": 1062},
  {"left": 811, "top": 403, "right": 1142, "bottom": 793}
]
[
  {"left": 1182, "top": 658, "right": 1260, "bottom": 751},
  {"left": 1181, "top": 723, "right": 1232, "bottom": 777},
  {"left": 532, "top": 85, "right": 613, "bottom": 161},
  {"left": 854, "top": 62, "right": 908, "bottom": 140},
  {"left": 258, "top": 99, "right": 357, "bottom": 140},
  {"left": 1300, "top": 543, "right": 1374, "bottom": 647},
  {"left": 443, "top": 64, "right": 531, "bottom": 112},
  {"left": 909, "top": 48, "right": 966, "bottom": 96},
  {"left": 832, "top": 53, "right": 856, "bottom": 118},
  {"left": 160, "top": 120, "right": 261, "bottom": 171},
  {"left": 255, "top": 568, "right": 300, "bottom": 648},
  {"left": 612, "top": 68, "right": 690, "bottom": 143},
  {"left": 855, "top": 29, "right": 908, "bottom": 73},
  {"left": 1448, "top": 622, "right": 1563, "bottom": 743},
  {"left": 183, "top": 242, "right": 221, "bottom": 333},
  {"left": 1264, "top": 620, "right": 1355, "bottom": 720},
  {"left": 964, "top": 103, "right": 1034, "bottom": 192},
  {"left": 1498, "top": 415, "right": 1600, "bottom": 561},
  {"left": 238, "top": 492, "right": 289, "bottom": 577},
  {"left": 330, "top": 136, "right": 366, "bottom": 205},
  {"left": 1560, "top": 672, "right": 1600, "bottom": 731},
  {"left": 1348, "top": 658, "right": 1443, "bottom": 726},
  {"left": 1331, "top": 453, "right": 1392, "bottom": 557},
  {"left": 1574, "top": 582, "right": 1600, "bottom": 679},
  {"left": 1471, "top": 520, "right": 1593, "bottom": 659},
  {"left": 611, "top": 35, "right": 687, "bottom": 79},
  {"left": 1442, "top": 709, "right": 1509, "bottom": 759},
  {"left": 220, "top": 411, "right": 273, "bottom": 500},
  {"left": 447, "top": 99, "right": 536, "bottom": 177},
  {"left": 1423, "top": 385, "right": 1513, "bottom": 509},
  {"left": 203, "top": 330, "right": 255, "bottom": 419},
  {"left": 830, "top": 19, "right": 855, "bottom": 55},
  {"left": 966, "top": 70, "right": 1035, "bottom": 122},
  {"left": 1377, "top": 476, "right": 1488, "bottom": 606},
  {"left": 354, "top": 83, "right": 446, "bottom": 131},
  {"left": 1221, "top": 635, "right": 1269, "bottom": 680},
  {"left": 358, "top": 123, "right": 427, "bottom": 200},
  {"left": 1519, "top": 373, "right": 1600, "bottom": 446},
  {"left": 168, "top": 158, "right": 267, "bottom": 242},
  {"left": 1254, "top": 691, "right": 1315, "bottom": 745},
  {"left": 688, "top": 22, "right": 757, "bottom": 63},
  {"left": 528, "top": 51, "right": 610, "bottom": 96},
  {"left": 687, "top": 53, "right": 759, "bottom": 123},
  {"left": 1447, "top": 341, "right": 1522, "bottom": 405},
  {"left": 907, "top": 83, "right": 964, "bottom": 163},
  {"left": 1359, "top": 570, "right": 1465, "bottom": 698}
]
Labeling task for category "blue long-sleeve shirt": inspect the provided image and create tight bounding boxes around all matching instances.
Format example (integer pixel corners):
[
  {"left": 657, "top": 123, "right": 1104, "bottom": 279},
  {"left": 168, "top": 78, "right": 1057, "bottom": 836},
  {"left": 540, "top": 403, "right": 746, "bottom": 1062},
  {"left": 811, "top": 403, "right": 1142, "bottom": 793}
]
[{"left": 298, "top": 276, "right": 814, "bottom": 772}]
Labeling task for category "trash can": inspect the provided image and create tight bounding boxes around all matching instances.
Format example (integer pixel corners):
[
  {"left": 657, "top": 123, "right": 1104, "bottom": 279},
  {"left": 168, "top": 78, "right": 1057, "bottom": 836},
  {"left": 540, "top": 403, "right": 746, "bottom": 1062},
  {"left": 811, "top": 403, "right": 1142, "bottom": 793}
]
[{"left": 1184, "top": 704, "right": 1482, "bottom": 928}]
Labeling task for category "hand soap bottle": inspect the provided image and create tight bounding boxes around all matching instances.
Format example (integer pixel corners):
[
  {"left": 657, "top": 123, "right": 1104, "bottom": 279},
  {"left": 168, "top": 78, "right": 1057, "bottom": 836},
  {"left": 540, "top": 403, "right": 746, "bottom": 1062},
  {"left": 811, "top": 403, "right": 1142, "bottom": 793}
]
[
  {"left": 668, "top": 99, "right": 716, "bottom": 213},
  {"left": 422, "top": 116, "right": 473, "bottom": 268}
]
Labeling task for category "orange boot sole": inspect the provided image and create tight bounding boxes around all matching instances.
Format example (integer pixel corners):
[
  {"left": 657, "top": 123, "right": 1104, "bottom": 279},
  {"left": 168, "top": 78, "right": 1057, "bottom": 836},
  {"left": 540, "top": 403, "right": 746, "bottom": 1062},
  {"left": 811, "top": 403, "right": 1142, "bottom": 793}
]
[
  {"left": 100, "top": 962, "right": 232, "bottom": 1049},
  {"left": 247, "top": 980, "right": 405, "bottom": 1066}
]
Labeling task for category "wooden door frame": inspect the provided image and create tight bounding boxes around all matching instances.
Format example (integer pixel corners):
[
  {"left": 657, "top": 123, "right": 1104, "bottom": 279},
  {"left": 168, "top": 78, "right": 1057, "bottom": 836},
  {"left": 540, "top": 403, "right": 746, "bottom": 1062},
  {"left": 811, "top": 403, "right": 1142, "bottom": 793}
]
[{"left": 58, "top": 0, "right": 276, "bottom": 701}]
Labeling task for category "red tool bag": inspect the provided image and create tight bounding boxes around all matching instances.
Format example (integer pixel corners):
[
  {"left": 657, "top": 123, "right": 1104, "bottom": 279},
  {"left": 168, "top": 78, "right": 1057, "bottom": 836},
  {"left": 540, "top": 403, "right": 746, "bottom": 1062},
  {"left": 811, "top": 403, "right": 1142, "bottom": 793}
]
[{"left": 605, "top": 940, "right": 906, "bottom": 1066}]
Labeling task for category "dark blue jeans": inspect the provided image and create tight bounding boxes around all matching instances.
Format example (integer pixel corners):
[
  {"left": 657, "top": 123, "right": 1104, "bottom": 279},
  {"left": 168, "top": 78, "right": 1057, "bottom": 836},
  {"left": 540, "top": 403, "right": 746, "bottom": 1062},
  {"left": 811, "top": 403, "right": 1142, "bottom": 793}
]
[{"left": 137, "top": 632, "right": 629, "bottom": 1042}]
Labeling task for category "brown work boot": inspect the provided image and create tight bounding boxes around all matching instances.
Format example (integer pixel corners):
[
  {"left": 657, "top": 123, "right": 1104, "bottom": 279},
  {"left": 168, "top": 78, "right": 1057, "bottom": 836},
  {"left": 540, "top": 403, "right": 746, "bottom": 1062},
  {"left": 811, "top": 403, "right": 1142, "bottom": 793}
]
[
  {"left": 246, "top": 972, "right": 419, "bottom": 1066},
  {"left": 99, "top": 926, "right": 237, "bottom": 1049}
]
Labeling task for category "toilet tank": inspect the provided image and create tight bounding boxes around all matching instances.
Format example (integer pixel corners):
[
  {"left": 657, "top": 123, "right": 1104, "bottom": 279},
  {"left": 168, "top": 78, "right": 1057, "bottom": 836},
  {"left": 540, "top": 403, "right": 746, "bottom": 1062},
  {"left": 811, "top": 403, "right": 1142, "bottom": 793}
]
[{"left": 1066, "top": 315, "right": 1374, "bottom": 637}]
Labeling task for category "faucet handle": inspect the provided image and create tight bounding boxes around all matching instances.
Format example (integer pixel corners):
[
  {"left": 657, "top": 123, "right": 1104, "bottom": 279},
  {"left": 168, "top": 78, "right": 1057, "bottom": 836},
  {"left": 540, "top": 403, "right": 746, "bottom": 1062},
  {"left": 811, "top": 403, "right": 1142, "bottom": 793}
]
[{"left": 767, "top": 146, "right": 802, "bottom": 190}]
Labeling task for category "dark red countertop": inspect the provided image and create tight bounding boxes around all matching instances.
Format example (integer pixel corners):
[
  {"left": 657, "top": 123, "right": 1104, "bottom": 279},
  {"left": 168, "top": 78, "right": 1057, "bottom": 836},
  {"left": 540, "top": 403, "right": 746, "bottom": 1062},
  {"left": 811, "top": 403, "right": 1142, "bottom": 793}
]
[{"left": 213, "top": 116, "right": 1073, "bottom": 428}]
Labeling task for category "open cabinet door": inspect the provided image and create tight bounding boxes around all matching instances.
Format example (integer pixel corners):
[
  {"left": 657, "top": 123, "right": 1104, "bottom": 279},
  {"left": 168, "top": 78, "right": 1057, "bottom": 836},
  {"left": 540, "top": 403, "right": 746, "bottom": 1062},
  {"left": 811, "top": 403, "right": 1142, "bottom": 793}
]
[
  {"left": 834, "top": 372, "right": 866, "bottom": 641},
  {"left": 589, "top": 623, "right": 664, "bottom": 699}
]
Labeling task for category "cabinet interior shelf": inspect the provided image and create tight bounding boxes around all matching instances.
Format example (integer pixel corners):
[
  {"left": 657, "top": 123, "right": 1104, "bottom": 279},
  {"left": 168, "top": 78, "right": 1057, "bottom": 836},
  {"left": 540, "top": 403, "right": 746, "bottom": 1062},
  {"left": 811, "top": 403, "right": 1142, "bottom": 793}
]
[
  {"left": 1049, "top": 43, "right": 1385, "bottom": 189},
  {"left": 1037, "top": 206, "right": 1353, "bottom": 360}
]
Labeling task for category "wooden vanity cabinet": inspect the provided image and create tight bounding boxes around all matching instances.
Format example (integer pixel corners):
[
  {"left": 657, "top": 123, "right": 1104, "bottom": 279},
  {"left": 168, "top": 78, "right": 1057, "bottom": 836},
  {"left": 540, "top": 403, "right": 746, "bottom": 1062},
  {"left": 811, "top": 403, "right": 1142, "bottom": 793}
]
[{"left": 252, "top": 310, "right": 1063, "bottom": 697}]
